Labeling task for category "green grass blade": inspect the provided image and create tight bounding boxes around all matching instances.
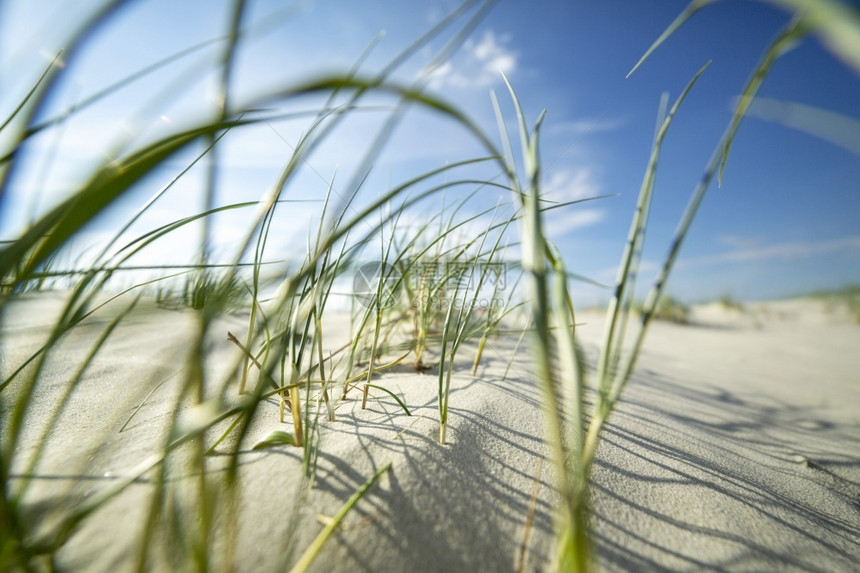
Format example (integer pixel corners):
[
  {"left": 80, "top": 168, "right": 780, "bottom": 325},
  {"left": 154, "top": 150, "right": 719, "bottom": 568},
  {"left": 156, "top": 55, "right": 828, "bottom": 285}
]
[
  {"left": 718, "top": 18, "right": 808, "bottom": 185},
  {"left": 252, "top": 430, "right": 298, "bottom": 450},
  {"left": 0, "top": 124, "right": 229, "bottom": 280},
  {"left": 595, "top": 62, "right": 709, "bottom": 408},
  {"left": 756, "top": 0, "right": 860, "bottom": 73},
  {"left": 626, "top": 0, "right": 712, "bottom": 78},
  {"left": 365, "top": 384, "right": 412, "bottom": 416},
  {"left": 288, "top": 462, "right": 392, "bottom": 573},
  {"left": 0, "top": 52, "right": 62, "bottom": 134}
]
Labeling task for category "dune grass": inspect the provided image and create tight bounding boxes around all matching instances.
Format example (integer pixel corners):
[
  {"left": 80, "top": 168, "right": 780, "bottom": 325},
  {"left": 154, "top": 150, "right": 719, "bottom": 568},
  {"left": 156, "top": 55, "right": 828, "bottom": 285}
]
[
  {"left": 807, "top": 284, "right": 860, "bottom": 323},
  {"left": 717, "top": 293, "right": 746, "bottom": 312},
  {"left": 1, "top": 0, "right": 857, "bottom": 571},
  {"left": 0, "top": 1, "right": 512, "bottom": 568},
  {"left": 635, "top": 294, "right": 691, "bottom": 325}
]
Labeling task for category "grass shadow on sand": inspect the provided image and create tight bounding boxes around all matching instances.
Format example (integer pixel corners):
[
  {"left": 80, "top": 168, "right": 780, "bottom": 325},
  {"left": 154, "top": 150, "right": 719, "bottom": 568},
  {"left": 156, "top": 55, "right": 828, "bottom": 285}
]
[{"left": 589, "top": 369, "right": 860, "bottom": 572}]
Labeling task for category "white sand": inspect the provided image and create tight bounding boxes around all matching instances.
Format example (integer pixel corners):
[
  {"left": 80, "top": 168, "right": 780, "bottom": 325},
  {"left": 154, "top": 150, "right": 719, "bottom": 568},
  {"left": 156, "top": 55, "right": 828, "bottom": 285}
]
[{"left": 1, "top": 293, "right": 858, "bottom": 571}]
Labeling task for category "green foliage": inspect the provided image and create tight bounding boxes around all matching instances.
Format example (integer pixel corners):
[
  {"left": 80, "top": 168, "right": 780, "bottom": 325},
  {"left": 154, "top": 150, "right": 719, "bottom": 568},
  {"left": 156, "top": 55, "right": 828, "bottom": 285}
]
[
  {"left": 653, "top": 295, "right": 690, "bottom": 325},
  {"left": 635, "top": 294, "right": 691, "bottom": 324},
  {"left": 184, "top": 270, "right": 246, "bottom": 312},
  {"left": 252, "top": 430, "right": 298, "bottom": 450},
  {"left": 808, "top": 284, "right": 860, "bottom": 323},
  {"left": 1, "top": 0, "right": 857, "bottom": 571},
  {"left": 717, "top": 293, "right": 745, "bottom": 312},
  {"left": 0, "top": 1, "right": 510, "bottom": 569}
]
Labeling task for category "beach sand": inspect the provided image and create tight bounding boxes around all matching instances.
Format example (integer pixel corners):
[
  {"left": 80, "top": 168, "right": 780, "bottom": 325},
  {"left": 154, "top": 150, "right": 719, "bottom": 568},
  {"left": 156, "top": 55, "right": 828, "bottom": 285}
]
[{"left": 1, "top": 293, "right": 858, "bottom": 571}]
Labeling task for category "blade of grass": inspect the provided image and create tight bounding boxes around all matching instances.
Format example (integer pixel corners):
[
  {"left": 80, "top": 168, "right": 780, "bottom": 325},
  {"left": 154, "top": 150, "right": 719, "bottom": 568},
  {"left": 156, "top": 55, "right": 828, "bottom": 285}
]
[{"left": 288, "top": 462, "right": 392, "bottom": 573}]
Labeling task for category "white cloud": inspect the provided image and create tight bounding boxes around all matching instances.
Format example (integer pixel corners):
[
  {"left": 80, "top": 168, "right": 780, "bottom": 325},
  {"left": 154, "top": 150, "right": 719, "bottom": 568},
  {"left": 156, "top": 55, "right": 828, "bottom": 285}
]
[
  {"left": 546, "top": 116, "right": 626, "bottom": 137},
  {"left": 688, "top": 235, "right": 860, "bottom": 266},
  {"left": 542, "top": 209, "right": 604, "bottom": 239},
  {"left": 590, "top": 257, "right": 661, "bottom": 289},
  {"left": 540, "top": 167, "right": 606, "bottom": 238},
  {"left": 589, "top": 235, "right": 860, "bottom": 297},
  {"left": 543, "top": 167, "right": 603, "bottom": 201},
  {"left": 427, "top": 29, "right": 517, "bottom": 90},
  {"left": 713, "top": 234, "right": 766, "bottom": 250}
]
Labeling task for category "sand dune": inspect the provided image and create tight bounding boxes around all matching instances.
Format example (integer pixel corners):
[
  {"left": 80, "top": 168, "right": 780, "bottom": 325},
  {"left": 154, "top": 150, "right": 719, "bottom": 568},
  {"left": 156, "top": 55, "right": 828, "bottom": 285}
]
[{"left": 1, "top": 293, "right": 858, "bottom": 571}]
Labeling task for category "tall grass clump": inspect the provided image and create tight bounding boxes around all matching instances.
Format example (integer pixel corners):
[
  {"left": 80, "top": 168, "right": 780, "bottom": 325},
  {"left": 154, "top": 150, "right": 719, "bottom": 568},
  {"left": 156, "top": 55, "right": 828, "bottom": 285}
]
[
  {"left": 435, "top": 204, "right": 512, "bottom": 443},
  {"left": 2, "top": 0, "right": 857, "bottom": 571},
  {"left": 635, "top": 293, "right": 690, "bottom": 324},
  {"left": 717, "top": 293, "right": 745, "bottom": 312},
  {"left": 809, "top": 284, "right": 860, "bottom": 323},
  {"left": 496, "top": 1, "right": 860, "bottom": 571},
  {"left": 0, "top": 1, "right": 512, "bottom": 569}
]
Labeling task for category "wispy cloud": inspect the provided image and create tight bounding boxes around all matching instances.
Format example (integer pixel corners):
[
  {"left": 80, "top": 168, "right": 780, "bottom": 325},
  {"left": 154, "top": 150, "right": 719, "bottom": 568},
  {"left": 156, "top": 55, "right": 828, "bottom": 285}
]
[
  {"left": 427, "top": 29, "right": 517, "bottom": 90},
  {"left": 713, "top": 234, "right": 767, "bottom": 250},
  {"left": 589, "top": 235, "right": 860, "bottom": 296},
  {"left": 543, "top": 167, "right": 602, "bottom": 201},
  {"left": 546, "top": 116, "right": 626, "bottom": 137},
  {"left": 540, "top": 166, "right": 606, "bottom": 238},
  {"left": 687, "top": 235, "right": 860, "bottom": 266},
  {"left": 543, "top": 209, "right": 604, "bottom": 239}
]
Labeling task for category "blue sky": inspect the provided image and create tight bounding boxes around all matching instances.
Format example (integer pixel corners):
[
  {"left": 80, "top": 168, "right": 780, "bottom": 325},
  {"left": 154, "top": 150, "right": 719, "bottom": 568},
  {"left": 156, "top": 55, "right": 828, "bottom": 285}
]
[{"left": 1, "top": 0, "right": 858, "bottom": 303}]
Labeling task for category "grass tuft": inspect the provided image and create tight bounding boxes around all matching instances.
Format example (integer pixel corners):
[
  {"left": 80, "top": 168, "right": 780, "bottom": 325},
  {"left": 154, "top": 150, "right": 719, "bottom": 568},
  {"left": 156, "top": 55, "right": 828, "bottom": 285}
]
[{"left": 1, "top": 1, "right": 856, "bottom": 571}]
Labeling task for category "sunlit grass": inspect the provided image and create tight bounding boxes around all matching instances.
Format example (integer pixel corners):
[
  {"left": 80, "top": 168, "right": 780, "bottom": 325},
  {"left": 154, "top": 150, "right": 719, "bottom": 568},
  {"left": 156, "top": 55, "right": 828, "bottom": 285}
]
[
  {"left": 0, "top": 1, "right": 511, "bottom": 568},
  {"left": 807, "top": 284, "right": 860, "bottom": 324},
  {"left": 635, "top": 294, "right": 690, "bottom": 324},
  {"left": 717, "top": 293, "right": 746, "bottom": 312},
  {"left": 1, "top": 0, "right": 857, "bottom": 571}
]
